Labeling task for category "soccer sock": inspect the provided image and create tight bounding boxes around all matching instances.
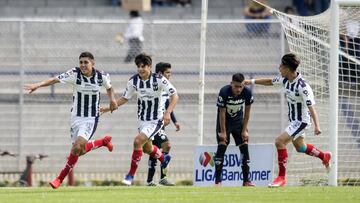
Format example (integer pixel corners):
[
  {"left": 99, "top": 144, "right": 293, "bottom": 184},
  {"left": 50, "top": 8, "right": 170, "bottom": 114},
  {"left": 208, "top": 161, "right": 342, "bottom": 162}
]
[
  {"left": 85, "top": 138, "right": 105, "bottom": 153},
  {"left": 305, "top": 144, "right": 325, "bottom": 160},
  {"left": 147, "top": 157, "right": 157, "bottom": 183},
  {"left": 128, "top": 149, "right": 143, "bottom": 176},
  {"left": 150, "top": 145, "right": 164, "bottom": 163},
  {"left": 214, "top": 144, "right": 227, "bottom": 183},
  {"left": 240, "top": 144, "right": 250, "bottom": 182},
  {"left": 277, "top": 148, "right": 288, "bottom": 177},
  {"left": 57, "top": 152, "right": 78, "bottom": 182},
  {"left": 160, "top": 152, "right": 169, "bottom": 179}
]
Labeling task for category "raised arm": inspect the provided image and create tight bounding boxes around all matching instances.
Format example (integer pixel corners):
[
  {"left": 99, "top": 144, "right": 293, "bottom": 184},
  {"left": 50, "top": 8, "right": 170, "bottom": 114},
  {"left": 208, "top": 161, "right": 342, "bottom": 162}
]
[
  {"left": 244, "top": 78, "right": 274, "bottom": 86},
  {"left": 24, "top": 77, "right": 60, "bottom": 94}
]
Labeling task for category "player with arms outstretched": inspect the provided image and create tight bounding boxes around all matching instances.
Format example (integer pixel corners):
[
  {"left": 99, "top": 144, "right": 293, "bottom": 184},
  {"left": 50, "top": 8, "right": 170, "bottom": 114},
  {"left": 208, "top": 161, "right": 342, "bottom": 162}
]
[
  {"left": 245, "top": 53, "right": 331, "bottom": 187},
  {"left": 24, "top": 52, "right": 117, "bottom": 189}
]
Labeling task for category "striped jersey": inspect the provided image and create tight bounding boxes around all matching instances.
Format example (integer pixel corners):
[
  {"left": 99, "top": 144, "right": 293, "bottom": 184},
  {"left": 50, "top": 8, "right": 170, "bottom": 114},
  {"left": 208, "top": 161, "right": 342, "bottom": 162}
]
[
  {"left": 272, "top": 73, "right": 315, "bottom": 124},
  {"left": 122, "top": 73, "right": 177, "bottom": 121},
  {"left": 57, "top": 67, "right": 112, "bottom": 117}
]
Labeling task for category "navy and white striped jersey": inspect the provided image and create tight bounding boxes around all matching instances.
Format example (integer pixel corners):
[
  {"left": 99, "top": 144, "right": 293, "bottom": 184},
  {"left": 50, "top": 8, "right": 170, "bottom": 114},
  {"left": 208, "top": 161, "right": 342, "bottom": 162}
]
[
  {"left": 57, "top": 67, "right": 112, "bottom": 117},
  {"left": 122, "top": 73, "right": 177, "bottom": 121},
  {"left": 272, "top": 73, "right": 315, "bottom": 124}
]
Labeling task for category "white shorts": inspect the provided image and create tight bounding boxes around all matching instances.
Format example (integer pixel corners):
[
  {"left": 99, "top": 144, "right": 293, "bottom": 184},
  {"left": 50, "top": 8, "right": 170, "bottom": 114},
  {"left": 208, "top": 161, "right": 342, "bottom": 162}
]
[
  {"left": 285, "top": 120, "right": 310, "bottom": 139},
  {"left": 138, "top": 119, "right": 164, "bottom": 139},
  {"left": 70, "top": 116, "right": 98, "bottom": 143}
]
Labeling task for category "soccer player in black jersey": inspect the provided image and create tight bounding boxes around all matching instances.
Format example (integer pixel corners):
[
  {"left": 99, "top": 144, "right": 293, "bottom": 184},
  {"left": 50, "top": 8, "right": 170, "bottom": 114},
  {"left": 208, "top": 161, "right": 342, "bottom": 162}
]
[{"left": 214, "top": 73, "right": 255, "bottom": 186}]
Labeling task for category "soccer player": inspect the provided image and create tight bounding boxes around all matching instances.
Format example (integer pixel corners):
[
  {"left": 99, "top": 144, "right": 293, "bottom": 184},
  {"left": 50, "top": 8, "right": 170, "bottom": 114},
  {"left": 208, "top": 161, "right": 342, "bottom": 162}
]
[
  {"left": 214, "top": 73, "right": 255, "bottom": 187},
  {"left": 101, "top": 53, "right": 179, "bottom": 186},
  {"left": 24, "top": 52, "right": 117, "bottom": 189},
  {"left": 244, "top": 53, "right": 331, "bottom": 187},
  {"left": 146, "top": 62, "right": 180, "bottom": 186}
]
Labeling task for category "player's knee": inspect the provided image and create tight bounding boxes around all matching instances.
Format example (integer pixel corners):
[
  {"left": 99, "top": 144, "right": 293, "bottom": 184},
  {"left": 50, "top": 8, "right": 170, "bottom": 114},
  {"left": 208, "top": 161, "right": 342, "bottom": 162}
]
[
  {"left": 162, "top": 142, "right": 171, "bottom": 153},
  {"left": 133, "top": 136, "right": 144, "bottom": 148},
  {"left": 142, "top": 145, "right": 152, "bottom": 154},
  {"left": 275, "top": 137, "right": 285, "bottom": 148},
  {"left": 72, "top": 144, "right": 84, "bottom": 156}
]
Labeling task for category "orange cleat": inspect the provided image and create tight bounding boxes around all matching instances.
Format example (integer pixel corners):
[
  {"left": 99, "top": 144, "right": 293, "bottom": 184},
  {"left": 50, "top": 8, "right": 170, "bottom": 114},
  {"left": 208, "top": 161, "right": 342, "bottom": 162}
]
[
  {"left": 49, "top": 178, "right": 62, "bottom": 189},
  {"left": 243, "top": 181, "right": 255, "bottom": 187},
  {"left": 103, "top": 135, "right": 113, "bottom": 152},
  {"left": 322, "top": 151, "right": 332, "bottom": 173},
  {"left": 268, "top": 176, "right": 286, "bottom": 187}
]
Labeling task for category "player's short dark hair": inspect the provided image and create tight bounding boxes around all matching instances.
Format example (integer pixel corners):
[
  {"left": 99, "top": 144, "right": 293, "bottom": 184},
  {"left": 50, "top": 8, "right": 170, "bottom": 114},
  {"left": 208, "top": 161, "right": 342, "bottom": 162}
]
[
  {"left": 79, "top": 52, "right": 94, "bottom": 60},
  {"left": 232, "top": 73, "right": 245, "bottom": 83},
  {"left": 135, "top": 53, "right": 152, "bottom": 67},
  {"left": 281, "top": 53, "right": 300, "bottom": 71},
  {"left": 155, "top": 62, "right": 171, "bottom": 74},
  {"left": 130, "top": 10, "right": 140, "bottom": 18}
]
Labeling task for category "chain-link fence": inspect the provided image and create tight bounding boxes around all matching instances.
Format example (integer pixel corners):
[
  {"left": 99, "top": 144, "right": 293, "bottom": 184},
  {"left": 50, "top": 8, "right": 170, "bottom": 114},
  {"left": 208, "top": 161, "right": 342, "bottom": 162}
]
[{"left": 0, "top": 18, "right": 285, "bottom": 184}]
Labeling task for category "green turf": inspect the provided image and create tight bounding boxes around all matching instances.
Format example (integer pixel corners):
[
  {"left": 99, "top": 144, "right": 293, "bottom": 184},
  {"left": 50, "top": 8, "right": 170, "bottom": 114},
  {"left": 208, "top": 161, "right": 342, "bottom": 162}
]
[{"left": 0, "top": 186, "right": 359, "bottom": 203}]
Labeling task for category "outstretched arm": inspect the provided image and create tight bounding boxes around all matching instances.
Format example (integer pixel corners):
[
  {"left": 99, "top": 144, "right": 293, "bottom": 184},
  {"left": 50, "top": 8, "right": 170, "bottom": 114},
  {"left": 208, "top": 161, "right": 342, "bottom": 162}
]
[
  {"left": 24, "top": 77, "right": 60, "bottom": 93},
  {"left": 244, "top": 78, "right": 273, "bottom": 86}
]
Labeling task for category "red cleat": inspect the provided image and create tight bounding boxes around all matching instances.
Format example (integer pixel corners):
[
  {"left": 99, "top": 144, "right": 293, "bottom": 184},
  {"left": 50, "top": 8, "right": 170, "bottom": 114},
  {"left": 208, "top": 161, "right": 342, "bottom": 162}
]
[
  {"left": 103, "top": 135, "right": 113, "bottom": 152},
  {"left": 243, "top": 181, "right": 255, "bottom": 187},
  {"left": 322, "top": 151, "right": 332, "bottom": 173},
  {"left": 49, "top": 178, "right": 62, "bottom": 189},
  {"left": 268, "top": 176, "right": 286, "bottom": 187}
]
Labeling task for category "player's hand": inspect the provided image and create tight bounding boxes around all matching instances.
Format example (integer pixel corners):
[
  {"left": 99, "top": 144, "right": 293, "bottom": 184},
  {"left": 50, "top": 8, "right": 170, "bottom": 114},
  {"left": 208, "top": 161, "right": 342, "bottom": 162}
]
[
  {"left": 163, "top": 112, "right": 171, "bottom": 126},
  {"left": 242, "top": 131, "right": 249, "bottom": 143},
  {"left": 174, "top": 122, "right": 180, "bottom": 131},
  {"left": 24, "top": 83, "right": 39, "bottom": 94},
  {"left": 109, "top": 100, "right": 118, "bottom": 113},
  {"left": 218, "top": 132, "right": 227, "bottom": 143},
  {"left": 100, "top": 106, "right": 110, "bottom": 115},
  {"left": 314, "top": 126, "right": 321, "bottom": 135},
  {"left": 243, "top": 80, "right": 252, "bottom": 86}
]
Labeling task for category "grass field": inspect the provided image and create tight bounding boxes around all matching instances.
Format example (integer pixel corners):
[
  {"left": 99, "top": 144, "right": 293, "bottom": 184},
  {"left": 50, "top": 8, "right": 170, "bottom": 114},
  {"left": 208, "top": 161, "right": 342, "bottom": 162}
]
[{"left": 0, "top": 186, "right": 360, "bottom": 203}]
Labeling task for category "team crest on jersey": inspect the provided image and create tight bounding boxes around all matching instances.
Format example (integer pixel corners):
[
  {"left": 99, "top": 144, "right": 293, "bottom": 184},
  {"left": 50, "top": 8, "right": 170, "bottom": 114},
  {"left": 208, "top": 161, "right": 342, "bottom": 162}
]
[
  {"left": 97, "top": 78, "right": 103, "bottom": 86},
  {"left": 153, "top": 82, "right": 158, "bottom": 91}
]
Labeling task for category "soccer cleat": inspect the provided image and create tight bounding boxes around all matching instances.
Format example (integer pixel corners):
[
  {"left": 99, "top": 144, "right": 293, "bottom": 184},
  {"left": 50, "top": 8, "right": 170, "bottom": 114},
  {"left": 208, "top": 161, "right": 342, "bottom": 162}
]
[
  {"left": 159, "top": 178, "right": 175, "bottom": 186},
  {"left": 146, "top": 181, "right": 158, "bottom": 186},
  {"left": 243, "top": 181, "right": 255, "bottom": 187},
  {"left": 322, "top": 151, "right": 332, "bottom": 173},
  {"left": 49, "top": 178, "right": 62, "bottom": 189},
  {"left": 268, "top": 176, "right": 286, "bottom": 187},
  {"left": 160, "top": 154, "right": 171, "bottom": 169},
  {"left": 102, "top": 135, "right": 113, "bottom": 152},
  {"left": 121, "top": 174, "right": 134, "bottom": 186}
]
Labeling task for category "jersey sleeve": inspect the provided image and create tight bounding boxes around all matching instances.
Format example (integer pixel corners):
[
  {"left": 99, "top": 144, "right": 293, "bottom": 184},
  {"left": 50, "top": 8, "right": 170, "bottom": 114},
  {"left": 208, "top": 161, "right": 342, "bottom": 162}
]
[
  {"left": 56, "top": 68, "right": 77, "bottom": 85},
  {"left": 159, "top": 77, "right": 177, "bottom": 96},
  {"left": 300, "top": 83, "right": 316, "bottom": 106},
  {"left": 216, "top": 89, "right": 227, "bottom": 108},
  {"left": 101, "top": 71, "right": 112, "bottom": 89},
  {"left": 271, "top": 75, "right": 285, "bottom": 86},
  {"left": 245, "top": 88, "right": 254, "bottom": 105},
  {"left": 122, "top": 79, "right": 136, "bottom": 100}
]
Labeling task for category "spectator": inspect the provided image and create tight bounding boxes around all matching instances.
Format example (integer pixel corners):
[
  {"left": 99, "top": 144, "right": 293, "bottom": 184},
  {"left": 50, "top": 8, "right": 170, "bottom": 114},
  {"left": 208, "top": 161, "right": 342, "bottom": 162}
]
[
  {"left": 292, "top": 0, "right": 309, "bottom": 16},
  {"left": 340, "top": 21, "right": 360, "bottom": 84},
  {"left": 123, "top": 10, "right": 144, "bottom": 63},
  {"left": 244, "top": 0, "right": 272, "bottom": 35},
  {"left": 313, "top": 0, "right": 330, "bottom": 15},
  {"left": 284, "top": 6, "right": 296, "bottom": 15}
]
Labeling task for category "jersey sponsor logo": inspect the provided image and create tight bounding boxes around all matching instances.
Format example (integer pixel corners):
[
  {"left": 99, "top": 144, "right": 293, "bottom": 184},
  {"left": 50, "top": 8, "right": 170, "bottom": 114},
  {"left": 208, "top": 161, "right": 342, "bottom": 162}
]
[
  {"left": 272, "top": 77, "right": 280, "bottom": 83},
  {"left": 306, "top": 100, "right": 312, "bottom": 106},
  {"left": 218, "top": 96, "right": 223, "bottom": 102},
  {"left": 162, "top": 79, "right": 167, "bottom": 84},
  {"left": 227, "top": 99, "right": 244, "bottom": 104},
  {"left": 169, "top": 88, "right": 175, "bottom": 94},
  {"left": 303, "top": 90, "right": 309, "bottom": 96}
]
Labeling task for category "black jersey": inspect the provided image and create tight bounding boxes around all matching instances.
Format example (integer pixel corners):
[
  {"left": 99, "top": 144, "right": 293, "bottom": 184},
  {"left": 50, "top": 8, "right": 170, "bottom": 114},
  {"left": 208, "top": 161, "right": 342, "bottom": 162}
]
[{"left": 216, "top": 85, "right": 254, "bottom": 126}]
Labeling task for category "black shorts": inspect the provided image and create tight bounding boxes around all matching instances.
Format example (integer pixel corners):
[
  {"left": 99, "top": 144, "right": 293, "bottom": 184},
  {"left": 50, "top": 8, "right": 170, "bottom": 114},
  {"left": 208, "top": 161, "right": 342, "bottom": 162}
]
[
  {"left": 152, "top": 129, "right": 169, "bottom": 148},
  {"left": 216, "top": 124, "right": 244, "bottom": 146}
]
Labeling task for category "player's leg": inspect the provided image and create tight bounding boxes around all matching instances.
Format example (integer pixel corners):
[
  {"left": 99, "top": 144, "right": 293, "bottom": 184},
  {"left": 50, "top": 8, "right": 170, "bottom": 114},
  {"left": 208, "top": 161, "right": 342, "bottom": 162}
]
[
  {"left": 292, "top": 136, "right": 332, "bottom": 172},
  {"left": 146, "top": 137, "right": 160, "bottom": 186},
  {"left": 233, "top": 128, "right": 254, "bottom": 186},
  {"left": 268, "top": 131, "right": 293, "bottom": 187},
  {"left": 158, "top": 133, "right": 174, "bottom": 186},
  {"left": 214, "top": 128, "right": 230, "bottom": 186}
]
